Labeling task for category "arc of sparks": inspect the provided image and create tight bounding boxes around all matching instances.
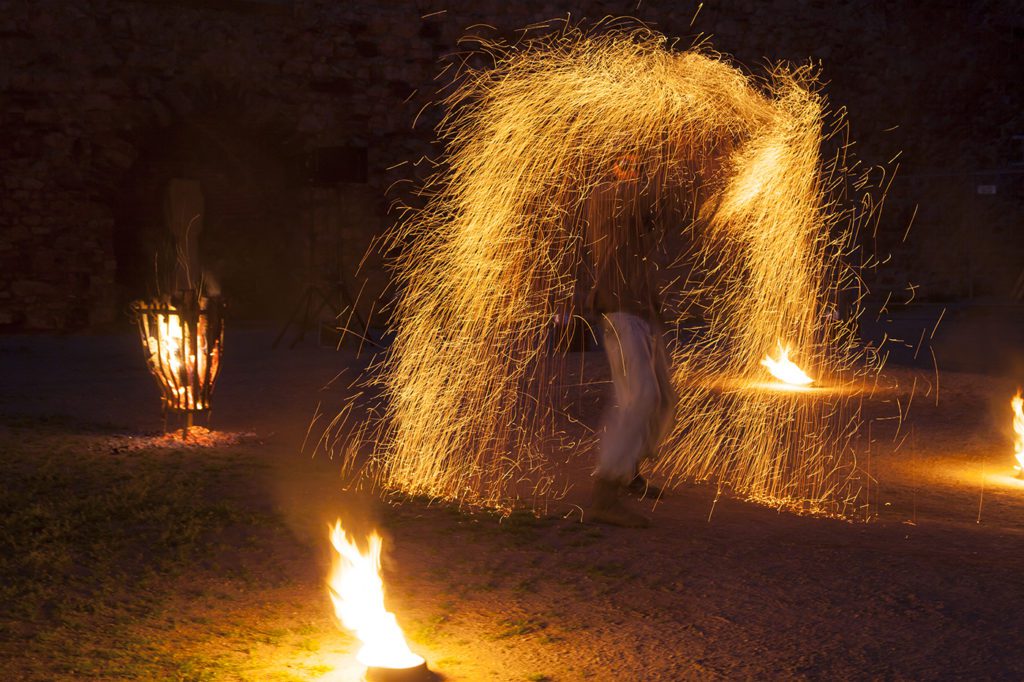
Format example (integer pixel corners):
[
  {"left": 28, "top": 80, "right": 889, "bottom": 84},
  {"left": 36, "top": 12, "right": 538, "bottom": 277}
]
[{"left": 331, "top": 23, "right": 879, "bottom": 516}]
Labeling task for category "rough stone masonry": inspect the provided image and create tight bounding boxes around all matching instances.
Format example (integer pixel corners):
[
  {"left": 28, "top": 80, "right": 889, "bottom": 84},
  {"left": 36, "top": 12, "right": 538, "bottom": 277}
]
[{"left": 1, "top": 0, "right": 1020, "bottom": 330}]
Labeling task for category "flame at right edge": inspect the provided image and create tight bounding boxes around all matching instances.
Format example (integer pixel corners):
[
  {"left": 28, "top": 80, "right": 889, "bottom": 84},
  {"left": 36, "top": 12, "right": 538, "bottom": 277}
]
[{"left": 1012, "top": 390, "right": 1023, "bottom": 474}]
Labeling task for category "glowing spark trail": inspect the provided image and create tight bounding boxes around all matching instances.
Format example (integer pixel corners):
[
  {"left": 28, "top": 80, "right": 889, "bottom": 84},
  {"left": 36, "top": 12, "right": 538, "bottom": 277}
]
[{"left": 331, "top": 22, "right": 879, "bottom": 515}]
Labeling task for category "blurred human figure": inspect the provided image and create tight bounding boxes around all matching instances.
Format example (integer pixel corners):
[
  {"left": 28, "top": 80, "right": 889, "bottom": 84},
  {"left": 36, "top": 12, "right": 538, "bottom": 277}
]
[
  {"left": 163, "top": 178, "right": 204, "bottom": 293},
  {"left": 585, "top": 155, "right": 676, "bottom": 528}
]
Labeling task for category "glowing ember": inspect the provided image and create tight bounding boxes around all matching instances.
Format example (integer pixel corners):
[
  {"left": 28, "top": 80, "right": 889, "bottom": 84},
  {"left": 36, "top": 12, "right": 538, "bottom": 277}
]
[
  {"left": 1012, "top": 390, "right": 1023, "bottom": 476},
  {"left": 328, "top": 520, "right": 424, "bottom": 670},
  {"left": 761, "top": 342, "right": 814, "bottom": 386}
]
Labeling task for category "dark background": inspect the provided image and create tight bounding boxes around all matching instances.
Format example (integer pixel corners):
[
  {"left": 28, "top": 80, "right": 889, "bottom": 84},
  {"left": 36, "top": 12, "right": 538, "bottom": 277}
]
[{"left": 1, "top": 0, "right": 1021, "bottom": 369}]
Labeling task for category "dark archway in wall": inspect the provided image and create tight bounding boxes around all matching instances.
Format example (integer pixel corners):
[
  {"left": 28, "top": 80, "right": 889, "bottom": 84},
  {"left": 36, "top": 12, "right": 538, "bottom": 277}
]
[{"left": 112, "top": 108, "right": 304, "bottom": 320}]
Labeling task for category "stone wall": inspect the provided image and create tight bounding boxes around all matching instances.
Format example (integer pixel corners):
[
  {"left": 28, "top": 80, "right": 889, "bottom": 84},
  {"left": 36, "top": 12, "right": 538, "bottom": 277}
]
[{"left": 1, "top": 0, "right": 1021, "bottom": 330}]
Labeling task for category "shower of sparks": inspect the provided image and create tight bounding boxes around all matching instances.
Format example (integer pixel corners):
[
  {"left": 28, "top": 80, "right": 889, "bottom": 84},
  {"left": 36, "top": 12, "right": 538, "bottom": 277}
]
[{"left": 328, "top": 22, "right": 882, "bottom": 516}]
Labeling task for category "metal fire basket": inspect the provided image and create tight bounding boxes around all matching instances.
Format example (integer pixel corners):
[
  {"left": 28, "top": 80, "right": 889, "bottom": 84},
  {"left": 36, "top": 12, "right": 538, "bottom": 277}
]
[{"left": 131, "top": 291, "right": 225, "bottom": 438}]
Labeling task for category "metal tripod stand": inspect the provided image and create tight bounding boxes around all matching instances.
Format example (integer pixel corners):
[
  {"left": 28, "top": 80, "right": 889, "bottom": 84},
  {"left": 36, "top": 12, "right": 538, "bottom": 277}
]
[{"left": 273, "top": 187, "right": 370, "bottom": 349}]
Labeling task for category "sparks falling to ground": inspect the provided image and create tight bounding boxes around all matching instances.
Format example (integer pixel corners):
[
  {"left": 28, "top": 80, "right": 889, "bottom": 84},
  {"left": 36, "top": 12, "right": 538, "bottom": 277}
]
[{"left": 329, "top": 22, "right": 880, "bottom": 516}]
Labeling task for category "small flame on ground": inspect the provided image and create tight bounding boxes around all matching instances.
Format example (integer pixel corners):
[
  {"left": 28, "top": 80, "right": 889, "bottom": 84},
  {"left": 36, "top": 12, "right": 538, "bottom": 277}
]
[
  {"left": 1012, "top": 390, "right": 1023, "bottom": 475},
  {"left": 328, "top": 520, "right": 424, "bottom": 670},
  {"left": 761, "top": 342, "right": 814, "bottom": 386}
]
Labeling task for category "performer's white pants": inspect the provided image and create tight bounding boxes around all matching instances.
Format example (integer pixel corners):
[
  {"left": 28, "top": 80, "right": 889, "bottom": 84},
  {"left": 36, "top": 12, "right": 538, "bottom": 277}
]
[{"left": 596, "top": 312, "right": 676, "bottom": 482}]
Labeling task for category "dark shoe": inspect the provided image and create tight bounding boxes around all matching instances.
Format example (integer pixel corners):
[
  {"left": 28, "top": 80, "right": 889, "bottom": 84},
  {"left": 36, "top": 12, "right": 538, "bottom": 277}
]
[
  {"left": 589, "top": 477, "right": 650, "bottom": 528},
  {"left": 625, "top": 473, "right": 663, "bottom": 500}
]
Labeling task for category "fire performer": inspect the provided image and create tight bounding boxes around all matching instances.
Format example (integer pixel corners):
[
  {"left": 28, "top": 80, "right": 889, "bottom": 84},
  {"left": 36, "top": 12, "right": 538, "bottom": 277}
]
[{"left": 585, "top": 154, "right": 677, "bottom": 527}]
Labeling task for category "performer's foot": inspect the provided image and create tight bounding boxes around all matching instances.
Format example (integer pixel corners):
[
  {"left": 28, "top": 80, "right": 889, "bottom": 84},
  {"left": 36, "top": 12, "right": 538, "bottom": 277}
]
[
  {"left": 626, "top": 465, "right": 663, "bottom": 500},
  {"left": 589, "top": 477, "right": 650, "bottom": 528}
]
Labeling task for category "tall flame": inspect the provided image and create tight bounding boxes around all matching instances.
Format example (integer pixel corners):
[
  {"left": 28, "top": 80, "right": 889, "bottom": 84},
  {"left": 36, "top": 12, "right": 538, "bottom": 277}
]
[
  {"left": 760, "top": 342, "right": 814, "bottom": 386},
  {"left": 328, "top": 520, "right": 424, "bottom": 670},
  {"left": 144, "top": 311, "right": 216, "bottom": 410},
  {"left": 152, "top": 313, "right": 184, "bottom": 376},
  {"left": 1012, "top": 390, "right": 1023, "bottom": 474}
]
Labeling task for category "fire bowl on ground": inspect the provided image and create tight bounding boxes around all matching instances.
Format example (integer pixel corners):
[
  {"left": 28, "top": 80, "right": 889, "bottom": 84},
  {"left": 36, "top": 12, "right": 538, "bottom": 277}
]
[{"left": 365, "top": 662, "right": 437, "bottom": 682}]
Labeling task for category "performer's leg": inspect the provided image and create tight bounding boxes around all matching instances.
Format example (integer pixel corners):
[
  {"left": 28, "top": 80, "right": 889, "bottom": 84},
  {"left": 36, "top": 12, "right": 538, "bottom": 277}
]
[
  {"left": 627, "top": 325, "right": 676, "bottom": 499},
  {"left": 595, "top": 312, "right": 659, "bottom": 482},
  {"left": 649, "top": 327, "right": 677, "bottom": 449},
  {"left": 590, "top": 312, "right": 655, "bottom": 527}
]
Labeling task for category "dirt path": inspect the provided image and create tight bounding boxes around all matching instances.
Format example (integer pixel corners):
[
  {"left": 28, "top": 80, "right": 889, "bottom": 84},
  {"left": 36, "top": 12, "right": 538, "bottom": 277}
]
[{"left": 2, "top": 331, "right": 1022, "bottom": 680}]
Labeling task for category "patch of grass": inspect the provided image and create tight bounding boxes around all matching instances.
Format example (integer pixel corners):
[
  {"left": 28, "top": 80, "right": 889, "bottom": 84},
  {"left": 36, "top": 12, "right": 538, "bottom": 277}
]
[
  {"left": 169, "top": 656, "right": 227, "bottom": 681},
  {"left": 260, "top": 627, "right": 290, "bottom": 645},
  {"left": 293, "top": 622, "right": 318, "bottom": 636},
  {"left": 428, "top": 566, "right": 450, "bottom": 580},
  {"left": 557, "top": 523, "right": 605, "bottom": 547},
  {"left": 515, "top": 577, "right": 537, "bottom": 592},
  {"left": 502, "top": 509, "right": 541, "bottom": 527},
  {"left": 260, "top": 671, "right": 309, "bottom": 682},
  {"left": 493, "top": 617, "right": 547, "bottom": 639},
  {"left": 414, "top": 623, "right": 441, "bottom": 645},
  {"left": 585, "top": 560, "right": 629, "bottom": 580},
  {"left": 0, "top": 425, "right": 294, "bottom": 679},
  {"left": 413, "top": 612, "right": 450, "bottom": 645},
  {"left": 496, "top": 510, "right": 558, "bottom": 545},
  {"left": 297, "top": 637, "right": 321, "bottom": 652}
]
